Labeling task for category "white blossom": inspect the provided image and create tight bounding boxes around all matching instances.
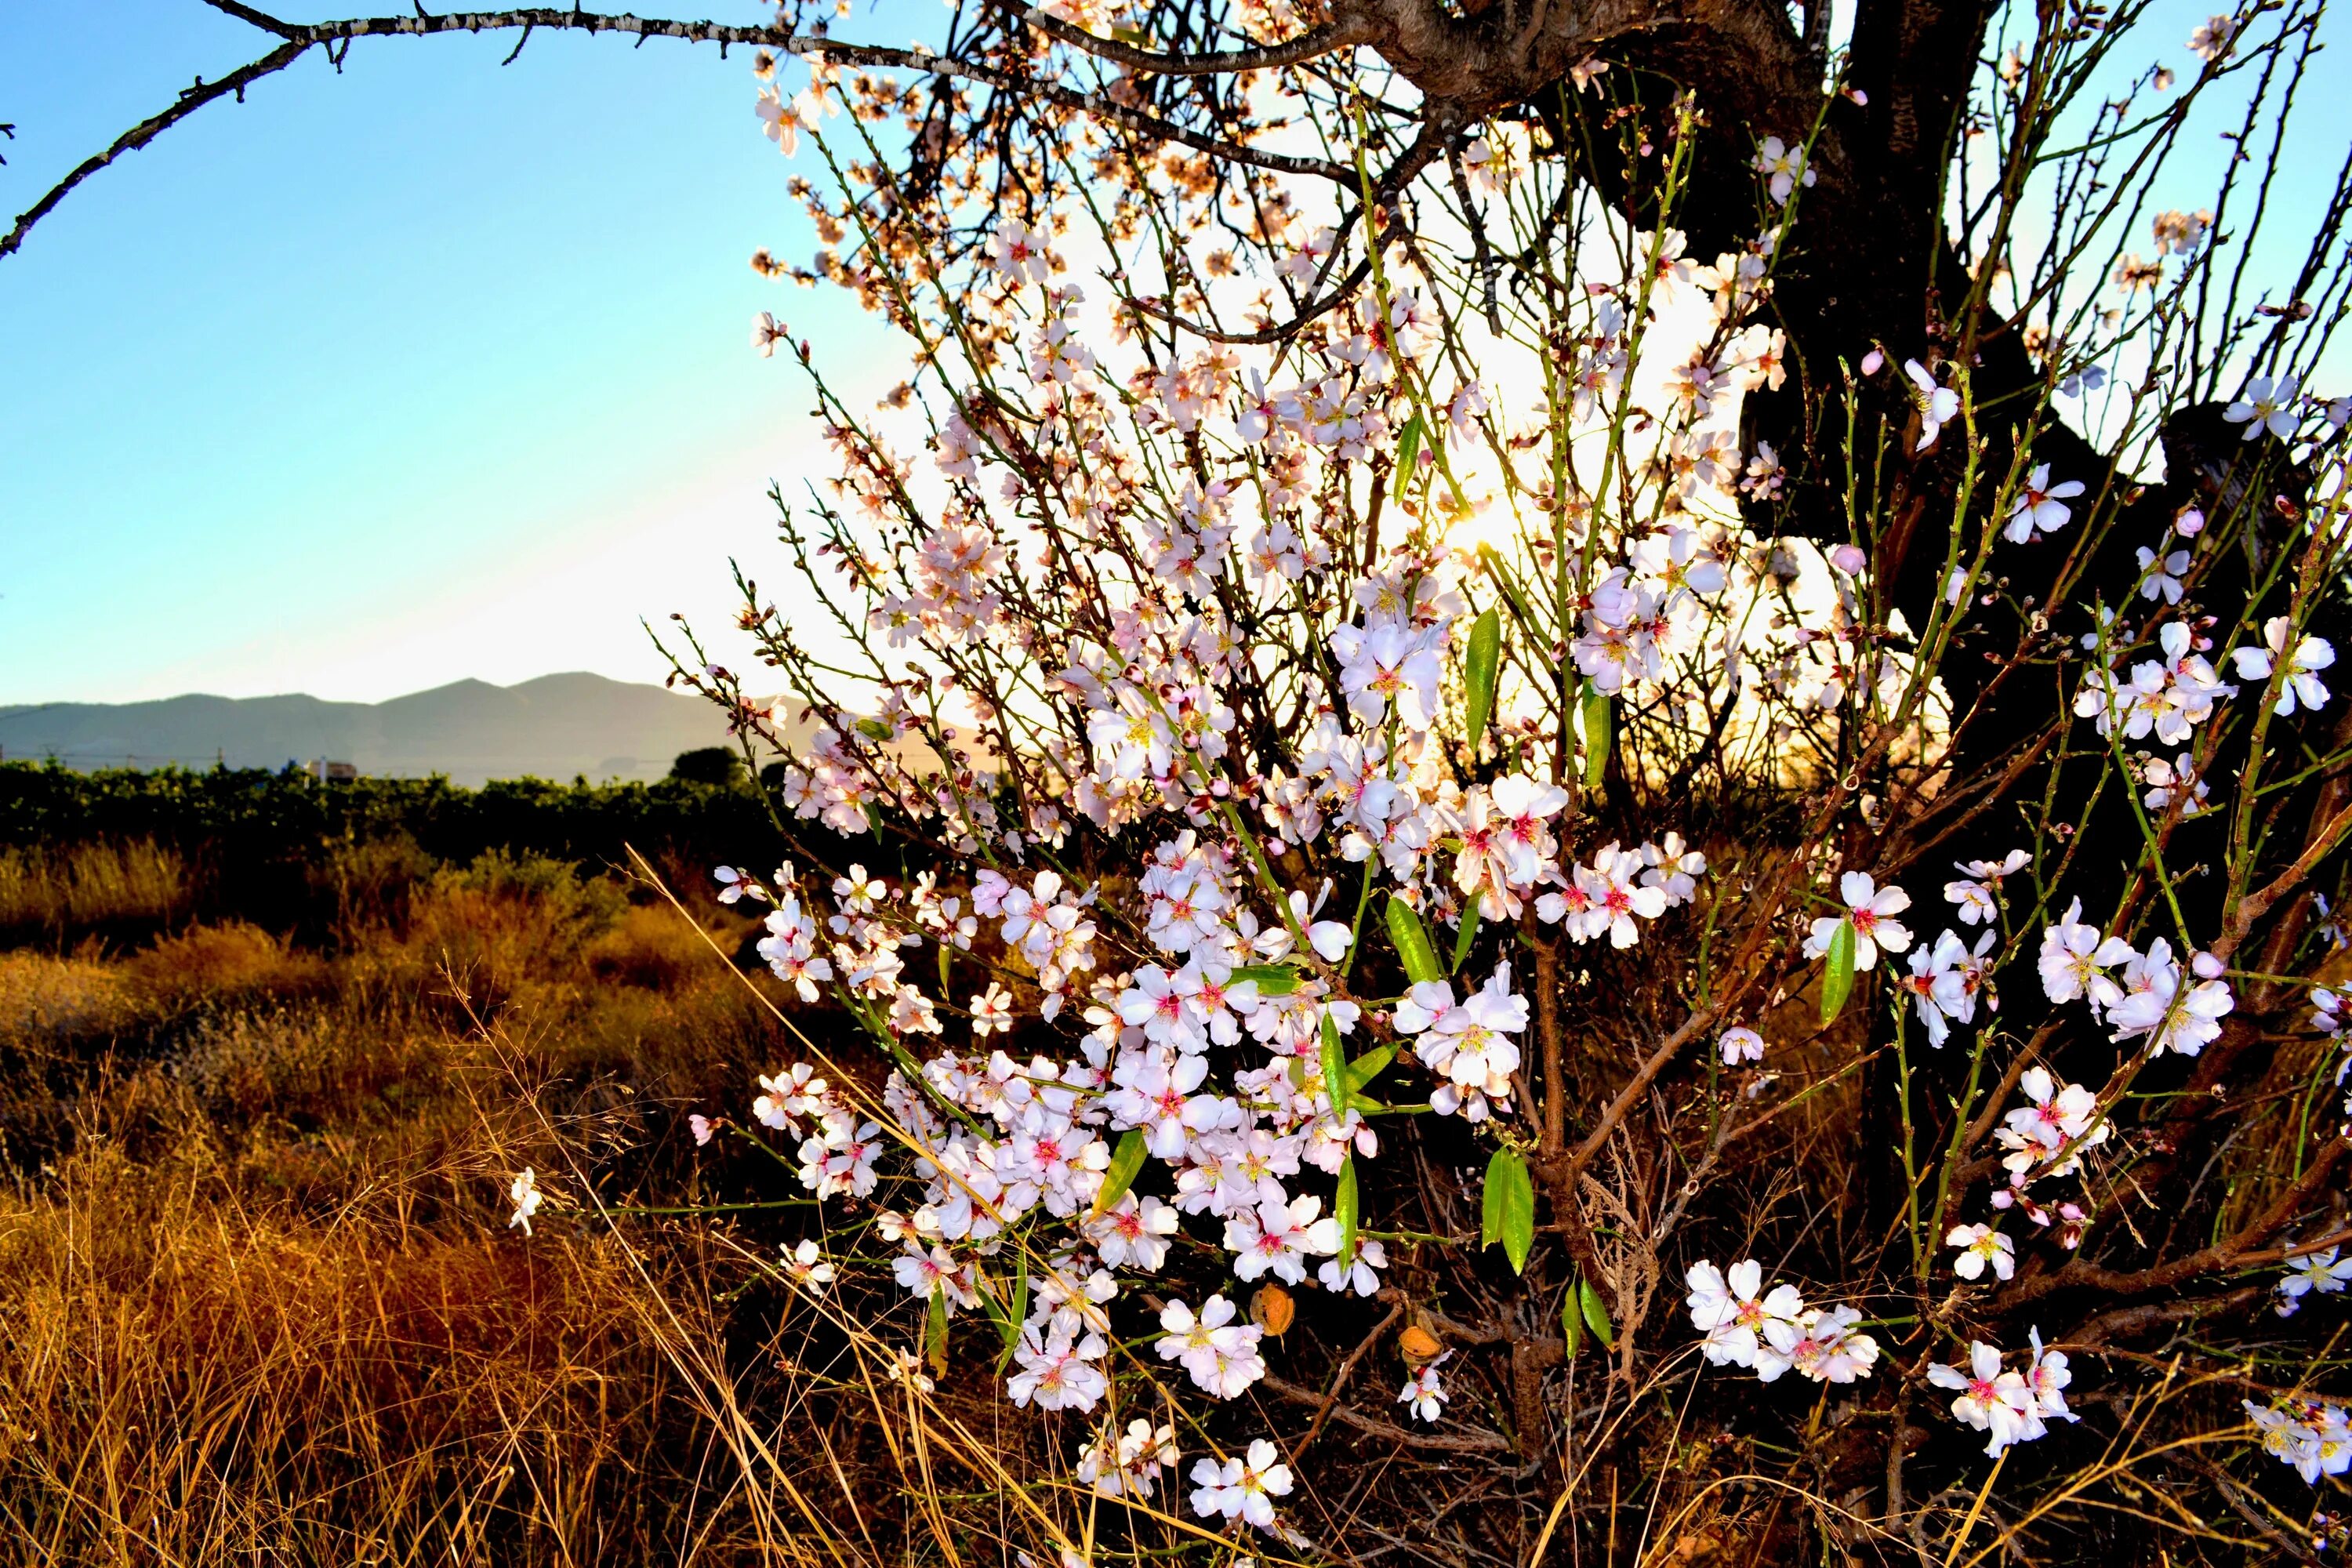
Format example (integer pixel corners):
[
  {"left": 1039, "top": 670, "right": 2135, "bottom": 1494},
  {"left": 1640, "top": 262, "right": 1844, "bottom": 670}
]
[{"left": 1189, "top": 1438, "right": 1293, "bottom": 1531}]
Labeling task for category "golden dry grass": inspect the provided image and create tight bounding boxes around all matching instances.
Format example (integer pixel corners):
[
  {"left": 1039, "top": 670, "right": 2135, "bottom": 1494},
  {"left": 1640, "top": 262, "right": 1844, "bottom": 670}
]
[
  {"left": 0, "top": 840, "right": 191, "bottom": 946},
  {"left": 0, "top": 848, "right": 808, "bottom": 1565},
  {"left": 0, "top": 1148, "right": 694, "bottom": 1563}
]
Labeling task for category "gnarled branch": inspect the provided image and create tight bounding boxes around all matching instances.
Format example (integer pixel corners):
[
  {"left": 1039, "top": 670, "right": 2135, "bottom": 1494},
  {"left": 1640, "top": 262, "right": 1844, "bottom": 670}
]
[
  {"left": 4, "top": 2, "right": 1356, "bottom": 262},
  {"left": 1018, "top": 8, "right": 1374, "bottom": 77}
]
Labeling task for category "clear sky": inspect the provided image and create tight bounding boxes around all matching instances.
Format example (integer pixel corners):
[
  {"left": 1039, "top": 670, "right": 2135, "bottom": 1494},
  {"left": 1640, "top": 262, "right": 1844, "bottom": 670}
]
[
  {"left": 0, "top": 0, "right": 893, "bottom": 705},
  {"left": 1, "top": 2, "right": 2343, "bottom": 709}
]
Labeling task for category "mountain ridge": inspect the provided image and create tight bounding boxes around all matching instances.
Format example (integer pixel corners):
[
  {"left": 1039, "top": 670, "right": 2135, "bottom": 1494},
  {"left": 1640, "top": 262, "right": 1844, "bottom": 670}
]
[{"left": 0, "top": 672, "right": 741, "bottom": 787}]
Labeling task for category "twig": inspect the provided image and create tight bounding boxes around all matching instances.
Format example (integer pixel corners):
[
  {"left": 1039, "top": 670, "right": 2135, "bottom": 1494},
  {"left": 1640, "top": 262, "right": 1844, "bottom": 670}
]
[
  {"left": 2, "top": 40, "right": 312, "bottom": 258},
  {"left": 1258, "top": 1374, "right": 1515, "bottom": 1452},
  {"left": 1296, "top": 1298, "right": 1406, "bottom": 1454}
]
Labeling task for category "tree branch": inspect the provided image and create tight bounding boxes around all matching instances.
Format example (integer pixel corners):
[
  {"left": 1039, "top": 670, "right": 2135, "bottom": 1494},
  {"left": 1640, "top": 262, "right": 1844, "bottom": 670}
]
[
  {"left": 1018, "top": 9, "right": 1374, "bottom": 77},
  {"left": 1997, "top": 1136, "right": 2350, "bottom": 1311},
  {"left": 2, "top": 39, "right": 312, "bottom": 259},
  {"left": 2, "top": 3, "right": 1355, "bottom": 261},
  {"left": 2216, "top": 797, "right": 2352, "bottom": 960}
]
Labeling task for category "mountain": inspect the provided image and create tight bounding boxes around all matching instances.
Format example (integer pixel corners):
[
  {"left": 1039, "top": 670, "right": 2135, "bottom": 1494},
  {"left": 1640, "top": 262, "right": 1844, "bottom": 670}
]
[{"left": 0, "top": 673, "right": 746, "bottom": 787}]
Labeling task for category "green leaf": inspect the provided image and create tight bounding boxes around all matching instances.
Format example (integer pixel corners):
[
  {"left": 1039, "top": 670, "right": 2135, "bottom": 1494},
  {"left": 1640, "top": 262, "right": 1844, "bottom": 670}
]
[
  {"left": 1464, "top": 607, "right": 1503, "bottom": 742},
  {"left": 927, "top": 1288, "right": 949, "bottom": 1376},
  {"left": 937, "top": 943, "right": 952, "bottom": 993},
  {"left": 1230, "top": 963, "right": 1300, "bottom": 996},
  {"left": 1578, "top": 1276, "right": 1615, "bottom": 1349},
  {"left": 1385, "top": 895, "right": 1444, "bottom": 985},
  {"left": 1452, "top": 903, "right": 1481, "bottom": 974},
  {"left": 1320, "top": 1013, "right": 1351, "bottom": 1118},
  {"left": 1345, "top": 1045, "right": 1396, "bottom": 1092},
  {"left": 1335, "top": 1156, "right": 1360, "bottom": 1267},
  {"left": 1820, "top": 916, "right": 1857, "bottom": 1023},
  {"left": 1482, "top": 1147, "right": 1535, "bottom": 1274},
  {"left": 1092, "top": 1129, "right": 1150, "bottom": 1218},
  {"left": 1581, "top": 681, "right": 1611, "bottom": 793},
  {"left": 856, "top": 717, "right": 893, "bottom": 742},
  {"left": 1560, "top": 1281, "right": 1585, "bottom": 1359},
  {"left": 1393, "top": 412, "right": 1424, "bottom": 502},
  {"left": 984, "top": 1272, "right": 1022, "bottom": 1365}
]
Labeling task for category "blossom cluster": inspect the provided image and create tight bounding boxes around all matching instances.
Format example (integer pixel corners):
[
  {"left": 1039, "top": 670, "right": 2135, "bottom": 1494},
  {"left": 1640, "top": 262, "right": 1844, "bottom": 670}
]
[
  {"left": 2037, "top": 900, "right": 2234, "bottom": 1058},
  {"left": 1928, "top": 1334, "right": 2076, "bottom": 1457},
  {"left": 2247, "top": 1397, "right": 2352, "bottom": 1483},
  {"left": 1685, "top": 1259, "right": 1881, "bottom": 1384}
]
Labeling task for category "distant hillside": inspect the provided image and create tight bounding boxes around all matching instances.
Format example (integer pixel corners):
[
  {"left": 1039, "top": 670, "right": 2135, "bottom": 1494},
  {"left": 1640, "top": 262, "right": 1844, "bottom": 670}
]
[{"left": 0, "top": 673, "right": 748, "bottom": 786}]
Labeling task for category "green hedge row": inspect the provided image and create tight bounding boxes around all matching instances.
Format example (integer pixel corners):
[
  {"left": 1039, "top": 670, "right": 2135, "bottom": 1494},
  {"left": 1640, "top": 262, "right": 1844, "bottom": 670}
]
[{"left": 0, "top": 761, "right": 781, "bottom": 871}]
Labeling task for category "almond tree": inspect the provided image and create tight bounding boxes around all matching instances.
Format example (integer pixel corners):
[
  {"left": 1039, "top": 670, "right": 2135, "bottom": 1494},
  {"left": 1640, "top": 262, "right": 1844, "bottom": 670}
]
[{"left": 17, "top": 2, "right": 2352, "bottom": 1560}]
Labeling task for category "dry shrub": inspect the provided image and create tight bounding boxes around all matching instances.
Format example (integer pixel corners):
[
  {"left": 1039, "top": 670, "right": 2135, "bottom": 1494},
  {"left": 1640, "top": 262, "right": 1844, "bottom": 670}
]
[
  {"left": 172, "top": 1000, "right": 450, "bottom": 1145},
  {"left": 310, "top": 834, "right": 441, "bottom": 944},
  {"left": 585, "top": 902, "right": 728, "bottom": 992},
  {"left": 0, "top": 949, "right": 141, "bottom": 1045},
  {"left": 0, "top": 839, "right": 191, "bottom": 946},
  {"left": 0, "top": 877, "right": 815, "bottom": 1563},
  {"left": 379, "top": 852, "right": 627, "bottom": 1017},
  {"left": 125, "top": 920, "right": 327, "bottom": 1010}
]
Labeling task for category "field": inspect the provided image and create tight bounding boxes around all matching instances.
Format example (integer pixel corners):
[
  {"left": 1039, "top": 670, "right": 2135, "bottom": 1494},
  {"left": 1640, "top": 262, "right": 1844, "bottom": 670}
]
[
  {"left": 0, "top": 764, "right": 817, "bottom": 1563},
  {"left": 5, "top": 758, "right": 2340, "bottom": 1567}
]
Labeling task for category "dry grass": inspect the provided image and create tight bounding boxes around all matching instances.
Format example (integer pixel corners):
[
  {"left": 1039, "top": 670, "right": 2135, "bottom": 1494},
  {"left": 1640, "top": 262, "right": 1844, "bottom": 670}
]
[
  {"left": 0, "top": 950, "right": 141, "bottom": 1043},
  {"left": 0, "top": 840, "right": 191, "bottom": 946},
  {"left": 0, "top": 846, "right": 802, "bottom": 1565},
  {"left": 0, "top": 1148, "right": 702, "bottom": 1563}
]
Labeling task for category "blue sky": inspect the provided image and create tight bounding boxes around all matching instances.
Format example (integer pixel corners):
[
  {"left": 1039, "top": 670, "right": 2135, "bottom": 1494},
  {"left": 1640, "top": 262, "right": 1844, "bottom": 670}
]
[
  {"left": 1, "top": 2, "right": 2342, "bottom": 707},
  {"left": 0, "top": 1, "right": 892, "bottom": 704}
]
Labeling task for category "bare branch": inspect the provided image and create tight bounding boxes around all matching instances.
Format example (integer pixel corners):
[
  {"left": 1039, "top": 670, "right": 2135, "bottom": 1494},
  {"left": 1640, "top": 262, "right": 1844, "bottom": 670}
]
[
  {"left": 2216, "top": 797, "right": 2352, "bottom": 960},
  {"left": 0, "top": 4, "right": 1353, "bottom": 261},
  {"left": 1018, "top": 9, "right": 1374, "bottom": 77},
  {"left": 1998, "top": 1137, "right": 2352, "bottom": 1311},
  {"left": 1126, "top": 258, "right": 1372, "bottom": 343},
  {"left": 200, "top": 0, "right": 302, "bottom": 38},
  {"left": 1258, "top": 1374, "right": 1515, "bottom": 1451},
  {"left": 2, "top": 40, "right": 312, "bottom": 260}
]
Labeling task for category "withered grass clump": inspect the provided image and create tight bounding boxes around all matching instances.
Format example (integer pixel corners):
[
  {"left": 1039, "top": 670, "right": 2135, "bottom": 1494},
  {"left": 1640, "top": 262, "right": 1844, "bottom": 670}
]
[{"left": 0, "top": 840, "right": 192, "bottom": 947}]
